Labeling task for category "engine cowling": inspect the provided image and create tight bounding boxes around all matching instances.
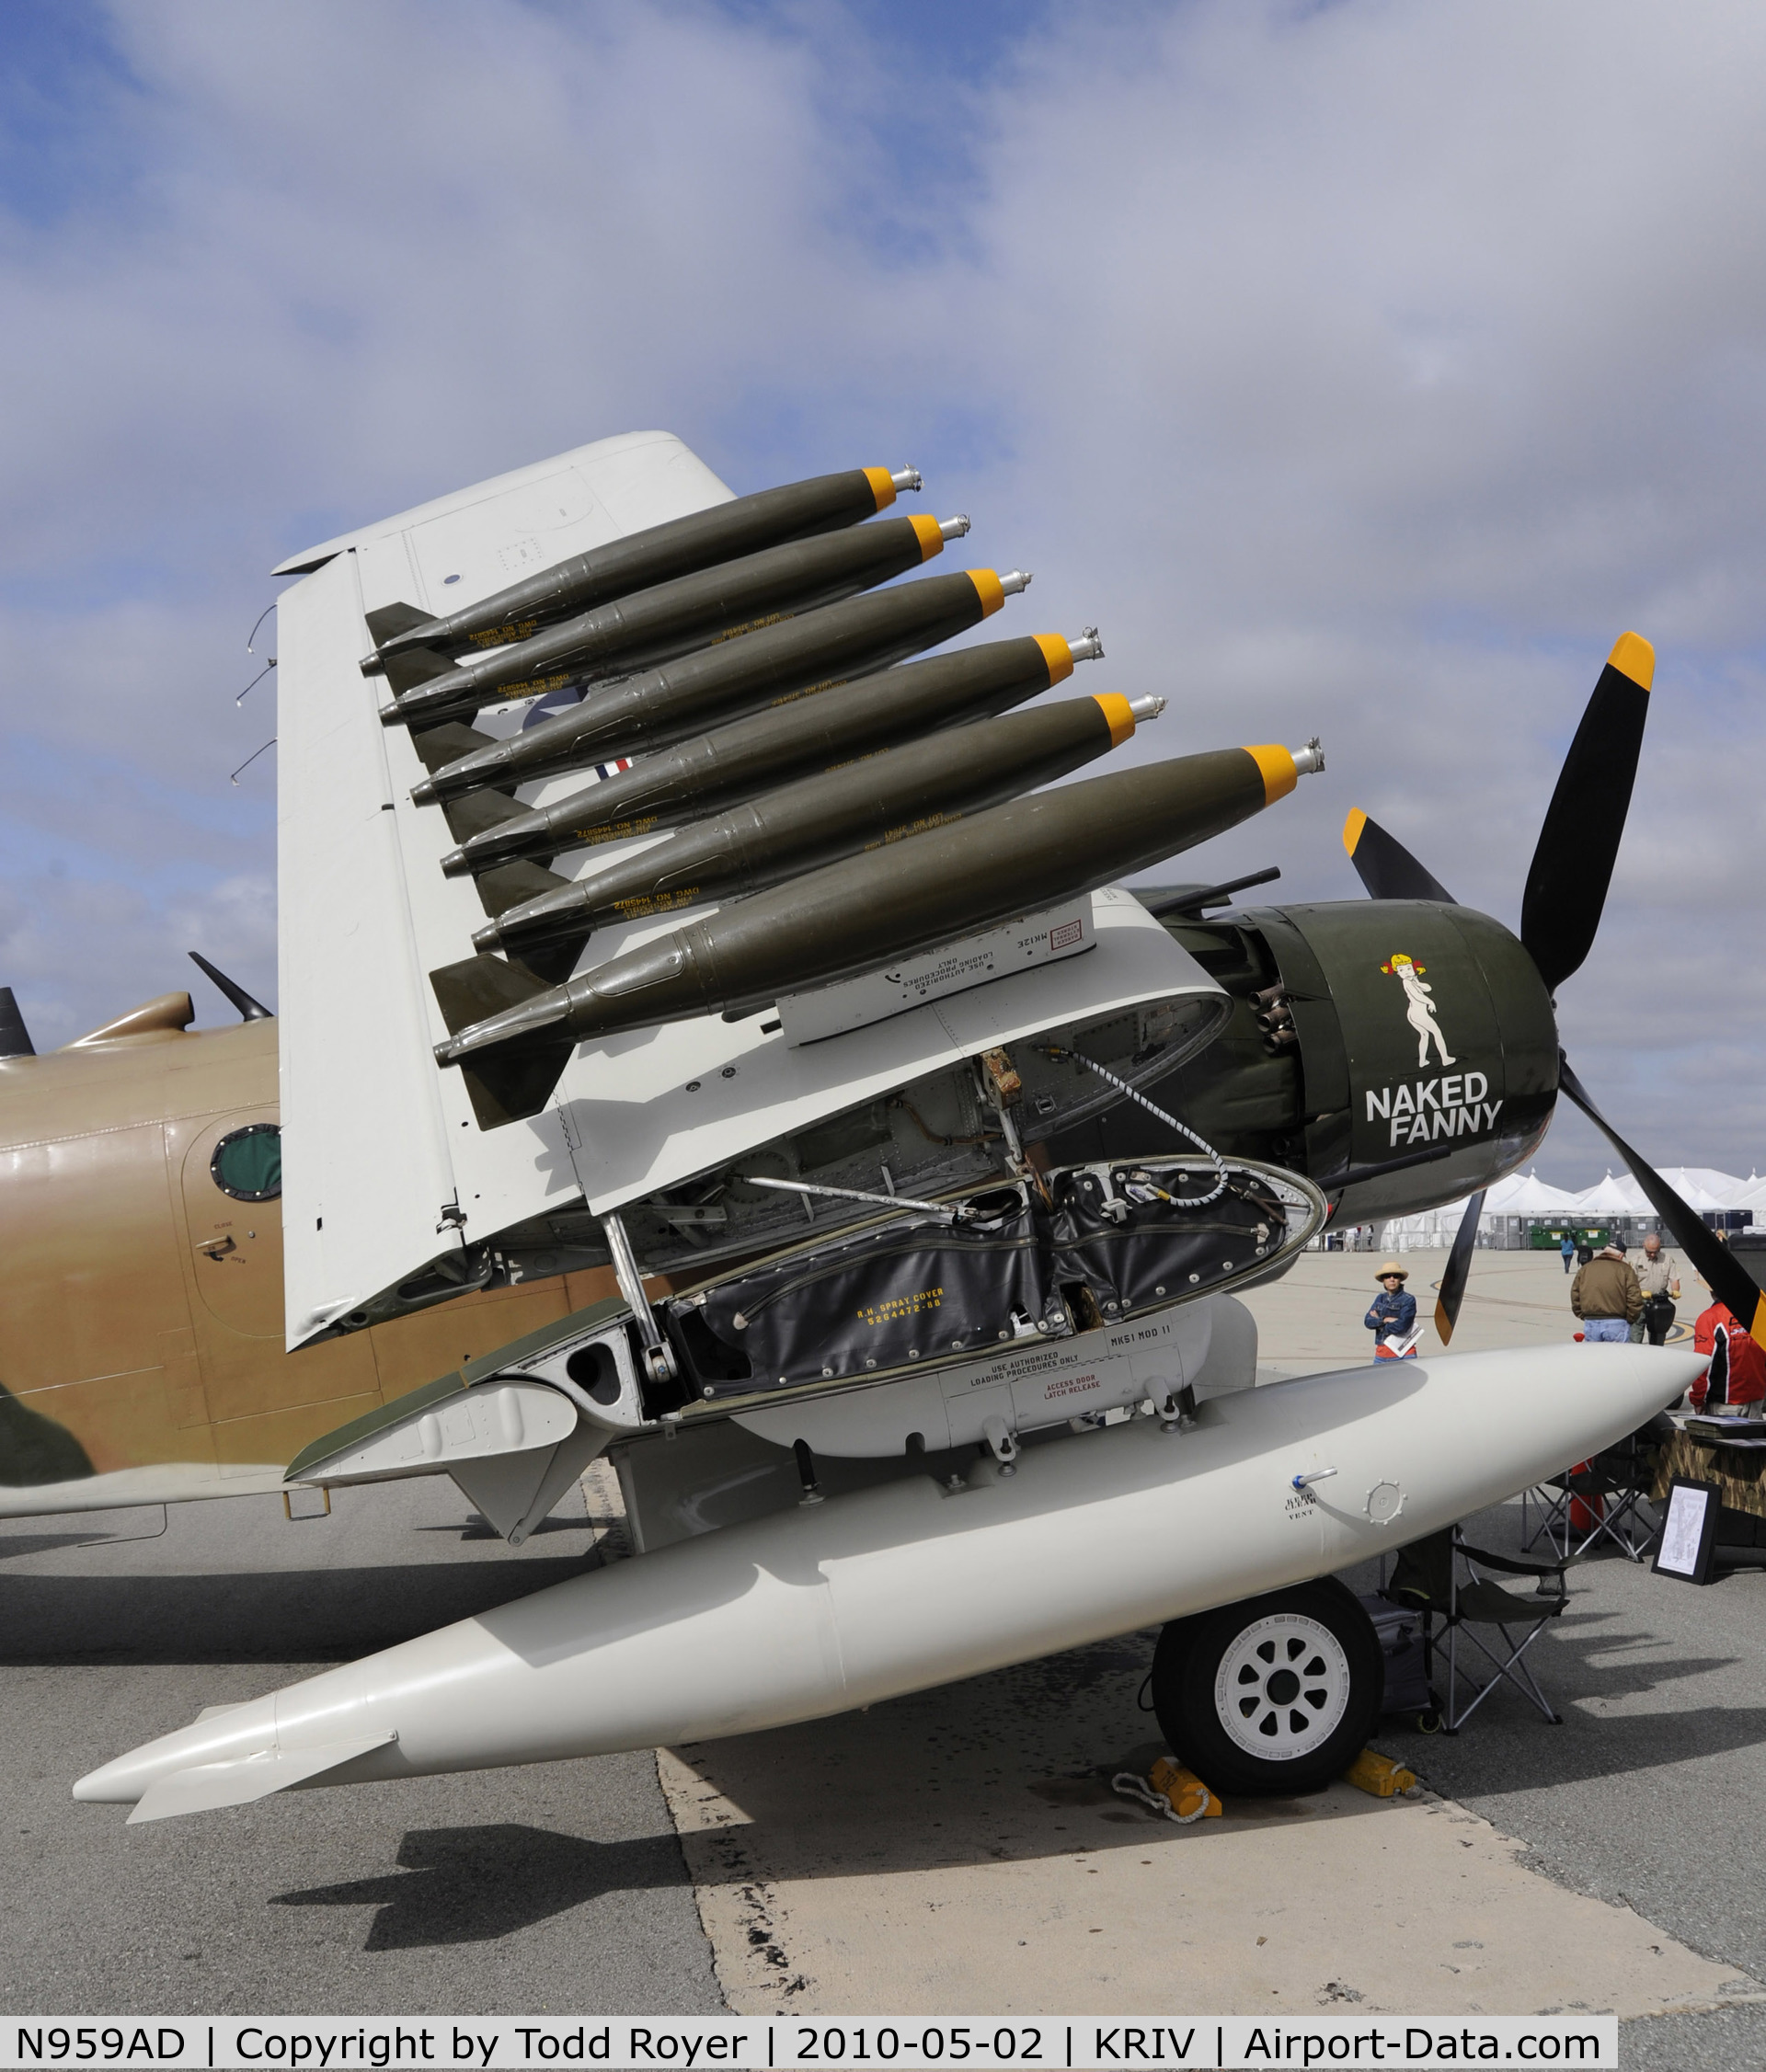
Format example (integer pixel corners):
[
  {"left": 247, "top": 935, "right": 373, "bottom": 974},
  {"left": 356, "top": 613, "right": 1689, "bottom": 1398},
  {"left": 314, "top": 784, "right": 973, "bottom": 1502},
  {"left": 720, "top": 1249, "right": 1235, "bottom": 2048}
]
[{"left": 1047, "top": 898, "right": 1558, "bottom": 1224}]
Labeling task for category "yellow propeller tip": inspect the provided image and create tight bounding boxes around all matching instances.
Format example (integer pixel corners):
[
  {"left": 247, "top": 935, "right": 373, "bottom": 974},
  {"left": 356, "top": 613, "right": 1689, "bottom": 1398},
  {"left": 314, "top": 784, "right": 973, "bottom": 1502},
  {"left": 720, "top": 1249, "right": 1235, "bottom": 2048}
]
[
  {"left": 1608, "top": 631, "right": 1654, "bottom": 690},
  {"left": 1342, "top": 807, "right": 1368, "bottom": 856}
]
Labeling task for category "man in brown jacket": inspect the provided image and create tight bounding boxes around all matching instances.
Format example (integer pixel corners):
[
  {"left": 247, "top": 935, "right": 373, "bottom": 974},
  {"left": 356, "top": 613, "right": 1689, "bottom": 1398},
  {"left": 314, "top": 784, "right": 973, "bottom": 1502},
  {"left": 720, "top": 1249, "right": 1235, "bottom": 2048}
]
[{"left": 1572, "top": 1243, "right": 1645, "bottom": 1344}]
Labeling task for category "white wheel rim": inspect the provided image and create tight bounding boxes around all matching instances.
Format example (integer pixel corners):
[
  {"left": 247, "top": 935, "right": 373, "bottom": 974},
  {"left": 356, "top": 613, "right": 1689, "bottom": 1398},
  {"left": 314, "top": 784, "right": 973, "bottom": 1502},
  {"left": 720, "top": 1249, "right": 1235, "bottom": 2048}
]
[{"left": 1213, "top": 1611, "right": 1352, "bottom": 1760}]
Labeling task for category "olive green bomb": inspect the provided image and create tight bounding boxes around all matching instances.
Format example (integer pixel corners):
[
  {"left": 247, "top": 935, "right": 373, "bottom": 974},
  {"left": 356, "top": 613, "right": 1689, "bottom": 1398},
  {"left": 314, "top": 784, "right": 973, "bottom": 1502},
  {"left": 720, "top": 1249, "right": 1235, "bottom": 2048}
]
[
  {"left": 432, "top": 740, "right": 1324, "bottom": 1128},
  {"left": 385, "top": 511, "right": 971, "bottom": 731},
  {"left": 434, "top": 624, "right": 1094, "bottom": 876},
  {"left": 472, "top": 689, "right": 1163, "bottom": 965},
  {"left": 365, "top": 465, "right": 921, "bottom": 671}
]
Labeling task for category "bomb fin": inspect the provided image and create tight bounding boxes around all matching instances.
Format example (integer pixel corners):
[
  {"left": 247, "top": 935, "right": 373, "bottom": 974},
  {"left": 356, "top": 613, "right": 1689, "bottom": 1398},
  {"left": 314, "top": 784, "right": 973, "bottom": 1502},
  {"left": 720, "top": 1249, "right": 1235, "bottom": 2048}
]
[
  {"left": 428, "top": 954, "right": 575, "bottom": 1128},
  {"left": 429, "top": 953, "right": 554, "bottom": 1036},
  {"left": 460, "top": 1046, "right": 577, "bottom": 1128},
  {"left": 442, "top": 787, "right": 535, "bottom": 848},
  {"left": 475, "top": 860, "right": 574, "bottom": 920},
  {"left": 364, "top": 603, "right": 462, "bottom": 698},
  {"left": 408, "top": 722, "right": 501, "bottom": 777}
]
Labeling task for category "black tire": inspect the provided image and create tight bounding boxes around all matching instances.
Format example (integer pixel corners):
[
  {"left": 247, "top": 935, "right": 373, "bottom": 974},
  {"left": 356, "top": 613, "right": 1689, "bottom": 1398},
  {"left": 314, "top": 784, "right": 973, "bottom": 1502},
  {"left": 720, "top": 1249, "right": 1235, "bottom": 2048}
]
[{"left": 1149, "top": 1577, "right": 1383, "bottom": 1796}]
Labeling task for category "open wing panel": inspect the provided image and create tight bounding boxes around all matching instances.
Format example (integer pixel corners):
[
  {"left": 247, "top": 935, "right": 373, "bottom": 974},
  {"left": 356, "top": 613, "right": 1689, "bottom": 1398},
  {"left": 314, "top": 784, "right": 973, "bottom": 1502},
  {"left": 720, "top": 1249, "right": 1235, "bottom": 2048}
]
[
  {"left": 277, "top": 433, "right": 1218, "bottom": 1347},
  {"left": 278, "top": 434, "right": 733, "bottom": 1343}
]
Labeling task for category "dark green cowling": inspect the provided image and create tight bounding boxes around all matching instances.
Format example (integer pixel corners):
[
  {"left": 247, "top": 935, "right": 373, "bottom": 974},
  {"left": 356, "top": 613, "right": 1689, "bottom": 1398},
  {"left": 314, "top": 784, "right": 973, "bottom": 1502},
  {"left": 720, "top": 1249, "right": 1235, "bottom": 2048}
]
[{"left": 1049, "top": 898, "right": 1558, "bottom": 1225}]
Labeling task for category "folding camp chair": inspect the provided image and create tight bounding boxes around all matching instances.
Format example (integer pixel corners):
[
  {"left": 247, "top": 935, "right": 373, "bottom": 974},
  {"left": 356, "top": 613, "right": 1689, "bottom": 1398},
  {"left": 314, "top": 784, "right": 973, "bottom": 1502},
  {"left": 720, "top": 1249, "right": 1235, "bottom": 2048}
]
[
  {"left": 1384, "top": 1527, "right": 1571, "bottom": 1731},
  {"left": 1519, "top": 1476, "right": 1569, "bottom": 1553},
  {"left": 1522, "top": 1423, "right": 1668, "bottom": 1563}
]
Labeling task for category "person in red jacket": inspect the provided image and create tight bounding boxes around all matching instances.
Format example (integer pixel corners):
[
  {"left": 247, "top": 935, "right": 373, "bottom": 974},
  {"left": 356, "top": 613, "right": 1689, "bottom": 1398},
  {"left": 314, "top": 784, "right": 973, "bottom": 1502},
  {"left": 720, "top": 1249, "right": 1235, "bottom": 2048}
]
[{"left": 1691, "top": 1297, "right": 1766, "bottom": 1414}]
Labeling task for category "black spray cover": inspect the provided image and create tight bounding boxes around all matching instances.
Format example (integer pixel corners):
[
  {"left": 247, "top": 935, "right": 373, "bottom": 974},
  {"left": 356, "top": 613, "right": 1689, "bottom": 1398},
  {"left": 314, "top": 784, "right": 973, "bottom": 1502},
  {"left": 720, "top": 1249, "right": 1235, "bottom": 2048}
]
[
  {"left": 700, "top": 1195, "right": 1056, "bottom": 1393},
  {"left": 1047, "top": 1164, "right": 1292, "bottom": 1320}
]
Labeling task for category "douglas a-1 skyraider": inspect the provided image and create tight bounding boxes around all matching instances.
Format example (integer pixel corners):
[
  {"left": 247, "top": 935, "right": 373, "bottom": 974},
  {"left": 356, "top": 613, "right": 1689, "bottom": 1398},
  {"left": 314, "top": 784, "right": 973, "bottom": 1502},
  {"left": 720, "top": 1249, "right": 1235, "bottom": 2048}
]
[{"left": 12, "top": 433, "right": 1746, "bottom": 1826}]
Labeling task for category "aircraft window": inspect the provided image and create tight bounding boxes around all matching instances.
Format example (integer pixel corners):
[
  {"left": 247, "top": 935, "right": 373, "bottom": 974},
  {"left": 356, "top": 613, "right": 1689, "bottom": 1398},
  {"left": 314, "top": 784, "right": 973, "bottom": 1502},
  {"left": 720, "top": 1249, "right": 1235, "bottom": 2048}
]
[{"left": 212, "top": 1123, "right": 282, "bottom": 1202}]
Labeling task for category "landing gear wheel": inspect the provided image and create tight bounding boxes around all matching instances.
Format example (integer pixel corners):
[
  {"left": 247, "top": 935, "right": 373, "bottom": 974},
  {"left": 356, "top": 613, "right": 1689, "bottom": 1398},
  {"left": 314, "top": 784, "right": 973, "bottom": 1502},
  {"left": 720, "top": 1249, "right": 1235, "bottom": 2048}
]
[{"left": 1149, "top": 1578, "right": 1382, "bottom": 1796}]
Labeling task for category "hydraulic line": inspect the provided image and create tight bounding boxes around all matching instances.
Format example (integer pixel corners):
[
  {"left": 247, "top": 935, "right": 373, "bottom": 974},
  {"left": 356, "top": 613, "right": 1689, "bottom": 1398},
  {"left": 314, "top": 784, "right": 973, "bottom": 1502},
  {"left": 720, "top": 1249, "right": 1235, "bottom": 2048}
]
[{"left": 1045, "top": 1046, "right": 1231, "bottom": 1206}]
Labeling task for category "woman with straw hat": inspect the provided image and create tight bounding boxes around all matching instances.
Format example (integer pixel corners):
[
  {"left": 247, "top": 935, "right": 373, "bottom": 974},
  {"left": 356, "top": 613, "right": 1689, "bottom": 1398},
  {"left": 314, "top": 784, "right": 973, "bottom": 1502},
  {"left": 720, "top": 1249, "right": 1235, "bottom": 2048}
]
[{"left": 1365, "top": 1261, "right": 1418, "bottom": 1358}]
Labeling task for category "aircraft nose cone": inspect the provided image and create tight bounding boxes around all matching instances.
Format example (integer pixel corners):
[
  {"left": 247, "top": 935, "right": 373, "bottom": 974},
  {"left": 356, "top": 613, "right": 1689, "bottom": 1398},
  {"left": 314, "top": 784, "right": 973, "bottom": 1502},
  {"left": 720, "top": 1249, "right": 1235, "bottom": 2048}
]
[
  {"left": 73, "top": 1752, "right": 150, "bottom": 1803},
  {"left": 1529, "top": 1343, "right": 1704, "bottom": 1459},
  {"left": 72, "top": 1691, "right": 283, "bottom": 1807}
]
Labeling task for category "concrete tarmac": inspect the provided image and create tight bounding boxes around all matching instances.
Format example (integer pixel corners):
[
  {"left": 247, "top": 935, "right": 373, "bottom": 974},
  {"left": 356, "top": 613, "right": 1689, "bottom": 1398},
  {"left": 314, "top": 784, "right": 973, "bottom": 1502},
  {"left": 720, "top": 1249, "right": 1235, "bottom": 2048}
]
[
  {"left": 8, "top": 1248, "right": 1765, "bottom": 2064},
  {"left": 657, "top": 1254, "right": 1766, "bottom": 2059},
  {"left": 0, "top": 1477, "right": 723, "bottom": 2015}
]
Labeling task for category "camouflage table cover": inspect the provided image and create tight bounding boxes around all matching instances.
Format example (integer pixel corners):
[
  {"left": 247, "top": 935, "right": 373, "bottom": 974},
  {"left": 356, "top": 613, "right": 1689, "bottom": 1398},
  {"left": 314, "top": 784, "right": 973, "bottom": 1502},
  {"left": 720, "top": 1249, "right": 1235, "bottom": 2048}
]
[{"left": 1653, "top": 1431, "right": 1766, "bottom": 1521}]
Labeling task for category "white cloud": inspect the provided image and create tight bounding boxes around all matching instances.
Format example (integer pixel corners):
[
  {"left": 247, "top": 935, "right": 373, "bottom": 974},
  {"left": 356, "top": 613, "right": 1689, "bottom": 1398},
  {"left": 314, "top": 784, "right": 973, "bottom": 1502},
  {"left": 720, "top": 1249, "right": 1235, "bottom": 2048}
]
[{"left": 1, "top": 0, "right": 1761, "bottom": 1179}]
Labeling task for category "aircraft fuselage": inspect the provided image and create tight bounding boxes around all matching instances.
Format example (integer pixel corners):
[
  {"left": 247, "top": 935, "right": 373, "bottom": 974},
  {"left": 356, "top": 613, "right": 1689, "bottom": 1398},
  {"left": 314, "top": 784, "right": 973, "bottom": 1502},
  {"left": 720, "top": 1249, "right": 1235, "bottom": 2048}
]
[{"left": 0, "top": 1013, "right": 611, "bottom": 1515}]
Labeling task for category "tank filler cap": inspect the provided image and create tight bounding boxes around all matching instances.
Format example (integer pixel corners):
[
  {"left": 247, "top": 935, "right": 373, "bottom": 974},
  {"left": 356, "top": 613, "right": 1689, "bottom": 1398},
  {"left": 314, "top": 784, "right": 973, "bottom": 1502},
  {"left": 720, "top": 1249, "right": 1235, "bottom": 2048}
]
[
  {"left": 938, "top": 514, "right": 971, "bottom": 540},
  {"left": 999, "top": 570, "right": 1033, "bottom": 595},
  {"left": 1291, "top": 737, "right": 1325, "bottom": 777},
  {"left": 1068, "top": 625, "right": 1104, "bottom": 662}
]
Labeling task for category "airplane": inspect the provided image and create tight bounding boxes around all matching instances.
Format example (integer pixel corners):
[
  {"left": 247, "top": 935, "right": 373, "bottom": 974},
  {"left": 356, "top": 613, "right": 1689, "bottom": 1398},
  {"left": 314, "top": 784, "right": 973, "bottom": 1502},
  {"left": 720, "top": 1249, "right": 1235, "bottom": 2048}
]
[
  {"left": 26, "top": 431, "right": 1749, "bottom": 1823},
  {"left": 0, "top": 959, "right": 626, "bottom": 1521}
]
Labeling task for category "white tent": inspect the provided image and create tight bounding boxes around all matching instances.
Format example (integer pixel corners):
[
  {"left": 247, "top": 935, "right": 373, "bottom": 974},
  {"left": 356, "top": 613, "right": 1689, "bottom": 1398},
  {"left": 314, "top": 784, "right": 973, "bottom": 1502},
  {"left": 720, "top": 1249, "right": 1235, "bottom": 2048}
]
[
  {"left": 1377, "top": 1205, "right": 1467, "bottom": 1251},
  {"left": 1367, "top": 1163, "right": 1760, "bottom": 1253},
  {"left": 1485, "top": 1169, "right": 1583, "bottom": 1216},
  {"left": 1377, "top": 1171, "right": 1580, "bottom": 1251},
  {"left": 1654, "top": 1167, "right": 1754, "bottom": 1212},
  {"left": 1572, "top": 1171, "right": 1653, "bottom": 1217}
]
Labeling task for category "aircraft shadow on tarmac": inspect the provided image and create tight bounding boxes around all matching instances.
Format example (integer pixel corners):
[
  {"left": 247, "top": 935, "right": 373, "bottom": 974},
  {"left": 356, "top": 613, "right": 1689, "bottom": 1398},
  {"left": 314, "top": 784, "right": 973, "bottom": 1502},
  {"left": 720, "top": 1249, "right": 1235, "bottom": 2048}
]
[
  {"left": 270, "top": 1825, "right": 691, "bottom": 1948},
  {"left": 1393, "top": 1605, "right": 1764, "bottom": 1796},
  {"left": 0, "top": 1532, "right": 103, "bottom": 1561},
  {"left": 414, "top": 1514, "right": 590, "bottom": 1542},
  {"left": 0, "top": 1560, "right": 594, "bottom": 1664}
]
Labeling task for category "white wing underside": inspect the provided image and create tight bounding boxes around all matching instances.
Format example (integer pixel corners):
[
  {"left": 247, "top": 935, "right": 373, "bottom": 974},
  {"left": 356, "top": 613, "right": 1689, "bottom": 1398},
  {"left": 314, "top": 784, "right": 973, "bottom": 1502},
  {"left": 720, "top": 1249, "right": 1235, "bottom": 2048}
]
[{"left": 275, "top": 432, "right": 1213, "bottom": 1349}]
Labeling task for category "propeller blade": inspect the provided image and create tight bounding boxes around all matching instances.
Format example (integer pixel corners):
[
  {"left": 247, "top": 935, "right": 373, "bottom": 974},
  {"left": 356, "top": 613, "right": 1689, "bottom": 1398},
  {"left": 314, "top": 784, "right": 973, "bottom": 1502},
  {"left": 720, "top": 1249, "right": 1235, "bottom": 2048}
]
[
  {"left": 1341, "top": 810, "right": 1458, "bottom": 904},
  {"left": 189, "top": 952, "right": 273, "bottom": 1022},
  {"left": 1432, "top": 1190, "right": 1485, "bottom": 1346},
  {"left": 1557, "top": 1053, "right": 1764, "bottom": 1349},
  {"left": 1518, "top": 634, "right": 1653, "bottom": 996}
]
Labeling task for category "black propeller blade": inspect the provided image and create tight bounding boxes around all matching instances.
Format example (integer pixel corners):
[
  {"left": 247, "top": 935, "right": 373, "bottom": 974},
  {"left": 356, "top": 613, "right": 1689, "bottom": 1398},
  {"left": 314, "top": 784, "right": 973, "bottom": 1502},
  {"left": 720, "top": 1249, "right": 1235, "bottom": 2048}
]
[
  {"left": 1433, "top": 1190, "right": 1485, "bottom": 1346},
  {"left": 1341, "top": 809, "right": 1456, "bottom": 904},
  {"left": 1339, "top": 632, "right": 1722, "bottom": 1349},
  {"left": 0, "top": 985, "right": 35, "bottom": 1059},
  {"left": 189, "top": 951, "right": 273, "bottom": 1021},
  {"left": 1556, "top": 1055, "right": 1764, "bottom": 1349},
  {"left": 1518, "top": 633, "right": 1653, "bottom": 996}
]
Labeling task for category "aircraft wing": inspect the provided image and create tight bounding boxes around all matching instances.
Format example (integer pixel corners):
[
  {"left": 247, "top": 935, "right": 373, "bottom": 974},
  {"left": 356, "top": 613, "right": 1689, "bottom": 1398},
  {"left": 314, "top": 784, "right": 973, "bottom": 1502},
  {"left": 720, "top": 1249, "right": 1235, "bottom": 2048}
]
[{"left": 275, "top": 432, "right": 1218, "bottom": 1348}]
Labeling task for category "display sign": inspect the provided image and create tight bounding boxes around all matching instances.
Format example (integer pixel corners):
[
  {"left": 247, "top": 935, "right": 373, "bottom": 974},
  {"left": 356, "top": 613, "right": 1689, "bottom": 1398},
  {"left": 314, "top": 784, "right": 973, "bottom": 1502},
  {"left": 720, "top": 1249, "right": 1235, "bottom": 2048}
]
[{"left": 1653, "top": 1475, "right": 1721, "bottom": 1585}]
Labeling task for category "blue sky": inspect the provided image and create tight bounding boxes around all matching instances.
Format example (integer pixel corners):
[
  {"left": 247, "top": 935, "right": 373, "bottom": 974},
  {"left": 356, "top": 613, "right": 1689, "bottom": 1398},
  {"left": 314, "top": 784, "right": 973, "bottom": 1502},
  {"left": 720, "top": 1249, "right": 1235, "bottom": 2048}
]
[{"left": 1, "top": 0, "right": 1763, "bottom": 1185}]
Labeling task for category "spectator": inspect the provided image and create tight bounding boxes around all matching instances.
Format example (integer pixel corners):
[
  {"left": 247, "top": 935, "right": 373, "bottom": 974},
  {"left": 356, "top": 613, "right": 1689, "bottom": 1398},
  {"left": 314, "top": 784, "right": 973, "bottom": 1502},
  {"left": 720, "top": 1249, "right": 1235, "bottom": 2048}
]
[
  {"left": 1632, "top": 1233, "right": 1681, "bottom": 1346},
  {"left": 1559, "top": 1233, "right": 1576, "bottom": 1275},
  {"left": 1571, "top": 1243, "right": 1643, "bottom": 1343},
  {"left": 1691, "top": 1293, "right": 1766, "bottom": 1415},
  {"left": 1365, "top": 1262, "right": 1418, "bottom": 1358}
]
